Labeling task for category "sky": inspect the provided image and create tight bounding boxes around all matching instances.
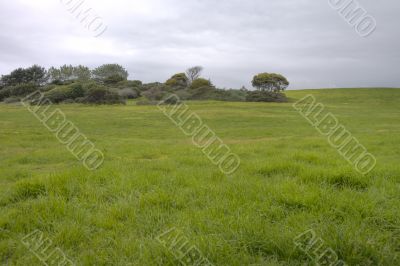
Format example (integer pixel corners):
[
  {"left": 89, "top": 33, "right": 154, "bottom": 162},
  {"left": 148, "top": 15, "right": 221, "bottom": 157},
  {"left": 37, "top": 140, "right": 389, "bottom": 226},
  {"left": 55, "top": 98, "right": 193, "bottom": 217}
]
[{"left": 0, "top": 0, "right": 399, "bottom": 90}]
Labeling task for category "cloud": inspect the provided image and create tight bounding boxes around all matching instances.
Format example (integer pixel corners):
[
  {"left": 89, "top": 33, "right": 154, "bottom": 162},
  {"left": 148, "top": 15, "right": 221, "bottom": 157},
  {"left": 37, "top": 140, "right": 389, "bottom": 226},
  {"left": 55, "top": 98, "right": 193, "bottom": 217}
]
[{"left": 0, "top": 0, "right": 398, "bottom": 89}]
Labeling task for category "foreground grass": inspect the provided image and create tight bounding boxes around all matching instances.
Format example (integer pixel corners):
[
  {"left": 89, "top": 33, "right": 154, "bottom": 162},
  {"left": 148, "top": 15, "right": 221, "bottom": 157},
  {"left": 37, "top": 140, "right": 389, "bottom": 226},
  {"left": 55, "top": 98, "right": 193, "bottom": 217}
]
[{"left": 0, "top": 88, "right": 399, "bottom": 265}]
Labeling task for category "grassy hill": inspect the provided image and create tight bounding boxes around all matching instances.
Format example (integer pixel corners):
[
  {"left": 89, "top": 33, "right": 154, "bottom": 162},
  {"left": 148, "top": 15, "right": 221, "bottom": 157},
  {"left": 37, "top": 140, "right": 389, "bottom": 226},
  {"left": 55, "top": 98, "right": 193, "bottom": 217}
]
[{"left": 0, "top": 88, "right": 399, "bottom": 265}]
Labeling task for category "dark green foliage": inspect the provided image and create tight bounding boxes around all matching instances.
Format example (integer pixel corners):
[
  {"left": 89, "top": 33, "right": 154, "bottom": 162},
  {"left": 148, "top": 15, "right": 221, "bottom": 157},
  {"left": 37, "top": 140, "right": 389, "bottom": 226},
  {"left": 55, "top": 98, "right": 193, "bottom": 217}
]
[
  {"left": 82, "top": 86, "right": 125, "bottom": 105},
  {"left": 246, "top": 91, "right": 288, "bottom": 102},
  {"left": 0, "top": 83, "right": 39, "bottom": 101},
  {"left": 0, "top": 87, "right": 12, "bottom": 101},
  {"left": 166, "top": 73, "right": 189, "bottom": 90},
  {"left": 92, "top": 64, "right": 129, "bottom": 83},
  {"left": 209, "top": 89, "right": 247, "bottom": 102},
  {"left": 44, "top": 84, "right": 85, "bottom": 103},
  {"left": 0, "top": 65, "right": 47, "bottom": 86},
  {"left": 252, "top": 73, "right": 289, "bottom": 92}
]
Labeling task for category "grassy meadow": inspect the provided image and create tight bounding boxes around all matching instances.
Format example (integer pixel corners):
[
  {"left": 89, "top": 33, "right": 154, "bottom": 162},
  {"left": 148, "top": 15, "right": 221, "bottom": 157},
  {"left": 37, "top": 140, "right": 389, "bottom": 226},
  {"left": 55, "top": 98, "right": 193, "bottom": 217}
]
[{"left": 0, "top": 88, "right": 400, "bottom": 265}]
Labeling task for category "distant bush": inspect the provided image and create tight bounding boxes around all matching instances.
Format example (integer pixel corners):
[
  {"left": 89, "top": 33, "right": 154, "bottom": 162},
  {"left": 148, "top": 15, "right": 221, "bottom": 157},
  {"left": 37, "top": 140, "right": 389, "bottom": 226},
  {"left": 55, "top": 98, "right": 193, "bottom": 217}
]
[
  {"left": 44, "top": 84, "right": 84, "bottom": 103},
  {"left": 142, "top": 84, "right": 169, "bottom": 101},
  {"left": 118, "top": 88, "right": 139, "bottom": 99},
  {"left": 190, "top": 78, "right": 212, "bottom": 90},
  {"left": 11, "top": 83, "right": 39, "bottom": 96},
  {"left": 82, "top": 86, "right": 125, "bottom": 105},
  {"left": 246, "top": 91, "right": 288, "bottom": 102},
  {"left": 211, "top": 89, "right": 247, "bottom": 102},
  {"left": 188, "top": 86, "right": 216, "bottom": 100},
  {"left": 3, "top": 96, "right": 21, "bottom": 104},
  {"left": 174, "top": 89, "right": 191, "bottom": 101},
  {"left": 104, "top": 74, "right": 126, "bottom": 85},
  {"left": 0, "top": 83, "right": 39, "bottom": 101},
  {"left": 166, "top": 73, "right": 189, "bottom": 90},
  {"left": 0, "top": 87, "right": 12, "bottom": 101}
]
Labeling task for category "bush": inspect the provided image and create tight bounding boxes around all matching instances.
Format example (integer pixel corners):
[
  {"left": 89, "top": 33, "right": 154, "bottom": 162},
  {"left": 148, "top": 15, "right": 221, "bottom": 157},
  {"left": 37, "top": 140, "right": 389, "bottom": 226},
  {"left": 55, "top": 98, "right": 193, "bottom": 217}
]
[
  {"left": 44, "top": 83, "right": 85, "bottom": 103},
  {"left": 118, "top": 88, "right": 139, "bottom": 99},
  {"left": 83, "top": 86, "right": 125, "bottom": 105},
  {"left": 246, "top": 91, "right": 288, "bottom": 102},
  {"left": 0, "top": 83, "right": 40, "bottom": 101},
  {"left": 11, "top": 83, "right": 39, "bottom": 96},
  {"left": 190, "top": 78, "right": 212, "bottom": 90},
  {"left": 188, "top": 86, "right": 216, "bottom": 100},
  {"left": 166, "top": 73, "right": 189, "bottom": 90},
  {"left": 142, "top": 85, "right": 168, "bottom": 101},
  {"left": 174, "top": 90, "right": 191, "bottom": 101},
  {"left": 3, "top": 96, "right": 21, "bottom": 104},
  {"left": 211, "top": 89, "right": 247, "bottom": 102},
  {"left": 0, "top": 87, "right": 12, "bottom": 101}
]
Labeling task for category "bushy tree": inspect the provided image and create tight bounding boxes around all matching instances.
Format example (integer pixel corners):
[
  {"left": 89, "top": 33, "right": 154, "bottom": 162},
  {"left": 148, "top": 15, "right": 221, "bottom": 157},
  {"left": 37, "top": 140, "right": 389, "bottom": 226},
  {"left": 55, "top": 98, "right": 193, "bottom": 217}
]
[
  {"left": 0, "top": 65, "right": 47, "bottom": 86},
  {"left": 165, "top": 73, "right": 189, "bottom": 89},
  {"left": 190, "top": 78, "right": 212, "bottom": 90},
  {"left": 48, "top": 65, "right": 91, "bottom": 83},
  {"left": 186, "top": 66, "right": 203, "bottom": 84},
  {"left": 251, "top": 73, "right": 289, "bottom": 92},
  {"left": 92, "top": 64, "right": 129, "bottom": 83}
]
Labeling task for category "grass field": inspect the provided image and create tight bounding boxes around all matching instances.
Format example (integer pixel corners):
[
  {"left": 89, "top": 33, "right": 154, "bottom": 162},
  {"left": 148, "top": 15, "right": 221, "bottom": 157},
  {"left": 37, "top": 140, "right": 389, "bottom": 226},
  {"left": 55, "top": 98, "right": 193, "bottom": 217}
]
[{"left": 0, "top": 88, "right": 399, "bottom": 265}]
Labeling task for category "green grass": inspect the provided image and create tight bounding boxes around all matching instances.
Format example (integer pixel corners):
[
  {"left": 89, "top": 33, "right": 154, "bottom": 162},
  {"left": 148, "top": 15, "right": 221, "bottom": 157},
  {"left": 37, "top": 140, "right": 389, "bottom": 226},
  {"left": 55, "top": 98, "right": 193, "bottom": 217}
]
[{"left": 0, "top": 88, "right": 399, "bottom": 265}]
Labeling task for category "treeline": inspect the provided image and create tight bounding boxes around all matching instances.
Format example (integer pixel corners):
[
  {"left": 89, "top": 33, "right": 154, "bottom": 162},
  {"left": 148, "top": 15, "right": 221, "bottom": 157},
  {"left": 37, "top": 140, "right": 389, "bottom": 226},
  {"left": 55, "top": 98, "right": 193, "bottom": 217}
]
[{"left": 0, "top": 64, "right": 289, "bottom": 105}]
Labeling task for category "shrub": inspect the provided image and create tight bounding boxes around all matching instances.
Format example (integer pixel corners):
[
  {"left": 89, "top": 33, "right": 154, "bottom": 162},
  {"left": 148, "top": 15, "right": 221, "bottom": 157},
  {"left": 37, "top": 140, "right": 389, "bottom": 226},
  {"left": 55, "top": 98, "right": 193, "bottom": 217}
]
[
  {"left": 44, "top": 84, "right": 85, "bottom": 103},
  {"left": 188, "top": 85, "right": 216, "bottom": 100},
  {"left": 190, "top": 78, "right": 212, "bottom": 90},
  {"left": 211, "top": 89, "right": 247, "bottom": 102},
  {"left": 166, "top": 73, "right": 189, "bottom": 90},
  {"left": 246, "top": 91, "right": 288, "bottom": 102},
  {"left": 0, "top": 87, "right": 12, "bottom": 101},
  {"left": 104, "top": 74, "right": 126, "bottom": 85},
  {"left": 118, "top": 88, "right": 139, "bottom": 99},
  {"left": 3, "top": 96, "right": 21, "bottom": 104},
  {"left": 11, "top": 83, "right": 39, "bottom": 96},
  {"left": 44, "top": 86, "right": 70, "bottom": 103},
  {"left": 83, "top": 86, "right": 125, "bottom": 105},
  {"left": 174, "top": 89, "right": 191, "bottom": 101},
  {"left": 142, "top": 85, "right": 168, "bottom": 101}
]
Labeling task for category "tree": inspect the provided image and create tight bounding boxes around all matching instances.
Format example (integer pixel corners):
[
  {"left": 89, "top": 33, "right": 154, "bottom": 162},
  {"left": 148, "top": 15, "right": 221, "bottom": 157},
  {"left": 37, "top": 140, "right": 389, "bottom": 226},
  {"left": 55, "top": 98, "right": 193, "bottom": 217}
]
[
  {"left": 92, "top": 64, "right": 128, "bottom": 83},
  {"left": 186, "top": 66, "right": 203, "bottom": 84},
  {"left": 165, "top": 73, "right": 189, "bottom": 89},
  {"left": 190, "top": 78, "right": 212, "bottom": 90},
  {"left": 48, "top": 65, "right": 91, "bottom": 83},
  {"left": 0, "top": 65, "right": 47, "bottom": 86},
  {"left": 251, "top": 73, "right": 289, "bottom": 92}
]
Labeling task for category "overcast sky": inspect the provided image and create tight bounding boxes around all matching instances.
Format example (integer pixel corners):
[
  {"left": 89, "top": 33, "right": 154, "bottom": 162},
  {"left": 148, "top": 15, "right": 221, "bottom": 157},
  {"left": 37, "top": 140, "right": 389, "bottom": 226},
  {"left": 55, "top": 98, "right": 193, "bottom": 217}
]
[{"left": 0, "top": 0, "right": 398, "bottom": 89}]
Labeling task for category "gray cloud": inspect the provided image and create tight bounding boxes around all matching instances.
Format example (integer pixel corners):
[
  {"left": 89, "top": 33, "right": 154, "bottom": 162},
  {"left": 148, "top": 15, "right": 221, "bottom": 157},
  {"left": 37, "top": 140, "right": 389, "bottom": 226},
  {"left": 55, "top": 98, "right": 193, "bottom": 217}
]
[{"left": 0, "top": 0, "right": 398, "bottom": 89}]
